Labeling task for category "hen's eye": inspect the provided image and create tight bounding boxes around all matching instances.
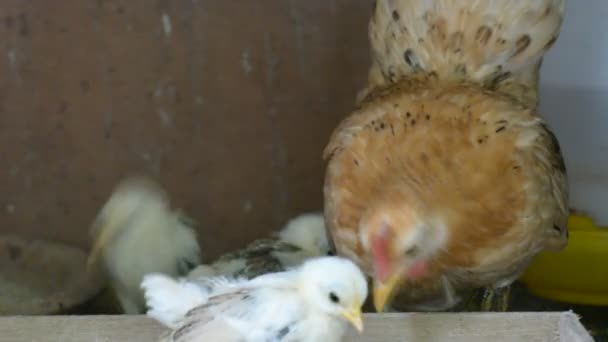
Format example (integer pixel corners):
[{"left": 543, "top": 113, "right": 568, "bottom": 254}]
[
  {"left": 329, "top": 292, "right": 340, "bottom": 303},
  {"left": 405, "top": 245, "right": 419, "bottom": 256}
]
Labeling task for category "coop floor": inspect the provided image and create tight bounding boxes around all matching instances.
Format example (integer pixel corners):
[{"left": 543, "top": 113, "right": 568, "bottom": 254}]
[{"left": 76, "top": 281, "right": 608, "bottom": 341}]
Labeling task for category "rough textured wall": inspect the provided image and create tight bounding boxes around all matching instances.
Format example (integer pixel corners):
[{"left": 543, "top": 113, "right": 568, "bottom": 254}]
[{"left": 0, "top": 0, "right": 373, "bottom": 259}]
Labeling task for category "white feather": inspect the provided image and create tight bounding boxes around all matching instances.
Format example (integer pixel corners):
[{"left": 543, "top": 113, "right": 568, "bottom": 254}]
[
  {"left": 141, "top": 273, "right": 208, "bottom": 328},
  {"left": 146, "top": 256, "right": 368, "bottom": 342}
]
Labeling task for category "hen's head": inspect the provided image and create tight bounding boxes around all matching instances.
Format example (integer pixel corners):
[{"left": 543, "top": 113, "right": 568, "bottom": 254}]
[{"left": 359, "top": 198, "right": 449, "bottom": 312}]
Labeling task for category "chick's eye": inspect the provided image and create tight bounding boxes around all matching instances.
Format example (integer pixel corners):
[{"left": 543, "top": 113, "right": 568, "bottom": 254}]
[
  {"left": 329, "top": 292, "right": 340, "bottom": 303},
  {"left": 405, "top": 245, "right": 419, "bottom": 256}
]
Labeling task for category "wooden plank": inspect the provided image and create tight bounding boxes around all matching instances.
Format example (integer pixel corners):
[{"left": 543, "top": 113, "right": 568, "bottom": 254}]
[{"left": 0, "top": 312, "right": 593, "bottom": 342}]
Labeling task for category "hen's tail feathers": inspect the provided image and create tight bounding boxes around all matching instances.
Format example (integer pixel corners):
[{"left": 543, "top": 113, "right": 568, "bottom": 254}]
[
  {"left": 364, "top": 0, "right": 564, "bottom": 107},
  {"left": 142, "top": 273, "right": 209, "bottom": 329}
]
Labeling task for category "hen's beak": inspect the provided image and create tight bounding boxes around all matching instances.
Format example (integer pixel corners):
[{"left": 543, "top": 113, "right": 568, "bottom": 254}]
[
  {"left": 341, "top": 306, "right": 364, "bottom": 332},
  {"left": 373, "top": 271, "right": 403, "bottom": 312}
]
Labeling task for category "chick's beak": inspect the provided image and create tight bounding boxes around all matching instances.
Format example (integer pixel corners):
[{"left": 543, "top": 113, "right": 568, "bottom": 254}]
[
  {"left": 341, "top": 306, "right": 364, "bottom": 333},
  {"left": 373, "top": 271, "right": 403, "bottom": 312}
]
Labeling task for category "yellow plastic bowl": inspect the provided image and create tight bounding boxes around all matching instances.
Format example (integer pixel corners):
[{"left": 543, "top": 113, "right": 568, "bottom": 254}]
[{"left": 519, "top": 214, "right": 608, "bottom": 306}]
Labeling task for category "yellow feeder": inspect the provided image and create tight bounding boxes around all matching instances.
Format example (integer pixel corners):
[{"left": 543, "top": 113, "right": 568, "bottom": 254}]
[{"left": 520, "top": 214, "right": 608, "bottom": 306}]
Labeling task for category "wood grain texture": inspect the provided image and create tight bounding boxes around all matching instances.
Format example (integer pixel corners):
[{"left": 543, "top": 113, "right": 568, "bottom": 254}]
[
  {"left": 0, "top": 0, "right": 373, "bottom": 260},
  {"left": 0, "top": 313, "right": 594, "bottom": 342}
]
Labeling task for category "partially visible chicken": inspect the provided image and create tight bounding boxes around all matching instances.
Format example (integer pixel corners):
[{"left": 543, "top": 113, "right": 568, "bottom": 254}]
[
  {"left": 186, "top": 212, "right": 332, "bottom": 281},
  {"left": 324, "top": 0, "right": 569, "bottom": 312},
  {"left": 87, "top": 176, "right": 201, "bottom": 314}
]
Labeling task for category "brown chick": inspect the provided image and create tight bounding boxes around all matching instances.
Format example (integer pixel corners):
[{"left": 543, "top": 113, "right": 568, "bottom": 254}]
[{"left": 323, "top": 0, "right": 569, "bottom": 313}]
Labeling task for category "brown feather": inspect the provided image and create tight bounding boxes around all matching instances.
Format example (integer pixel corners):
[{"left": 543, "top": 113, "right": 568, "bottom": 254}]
[
  {"left": 360, "top": 0, "right": 564, "bottom": 109},
  {"left": 324, "top": 0, "right": 568, "bottom": 309}
]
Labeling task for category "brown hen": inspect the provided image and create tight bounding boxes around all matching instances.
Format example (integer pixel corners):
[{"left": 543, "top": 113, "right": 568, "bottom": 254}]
[{"left": 323, "top": 0, "right": 569, "bottom": 312}]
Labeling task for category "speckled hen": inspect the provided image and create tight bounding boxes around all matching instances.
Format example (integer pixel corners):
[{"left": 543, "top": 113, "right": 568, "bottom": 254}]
[{"left": 323, "top": 0, "right": 569, "bottom": 312}]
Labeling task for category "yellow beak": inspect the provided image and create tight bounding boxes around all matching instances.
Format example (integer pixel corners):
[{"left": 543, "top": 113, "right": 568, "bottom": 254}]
[
  {"left": 341, "top": 306, "right": 364, "bottom": 333},
  {"left": 373, "top": 272, "right": 403, "bottom": 312}
]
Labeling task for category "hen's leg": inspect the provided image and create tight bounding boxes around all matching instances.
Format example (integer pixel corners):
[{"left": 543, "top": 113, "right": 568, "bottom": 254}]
[
  {"left": 497, "top": 285, "right": 511, "bottom": 312},
  {"left": 480, "top": 285, "right": 511, "bottom": 312},
  {"left": 480, "top": 287, "right": 494, "bottom": 311}
]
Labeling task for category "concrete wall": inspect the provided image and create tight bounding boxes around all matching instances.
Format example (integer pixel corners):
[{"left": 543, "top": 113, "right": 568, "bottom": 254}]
[{"left": 0, "top": 0, "right": 374, "bottom": 259}]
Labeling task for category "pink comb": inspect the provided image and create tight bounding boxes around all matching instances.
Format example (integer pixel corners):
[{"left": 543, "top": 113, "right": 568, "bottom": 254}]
[{"left": 372, "top": 223, "right": 391, "bottom": 281}]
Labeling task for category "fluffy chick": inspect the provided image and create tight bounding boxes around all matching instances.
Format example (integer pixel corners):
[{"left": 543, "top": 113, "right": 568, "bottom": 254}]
[
  {"left": 87, "top": 176, "right": 201, "bottom": 314},
  {"left": 186, "top": 212, "right": 332, "bottom": 281},
  {"left": 324, "top": 0, "right": 569, "bottom": 312},
  {"left": 142, "top": 256, "right": 368, "bottom": 342}
]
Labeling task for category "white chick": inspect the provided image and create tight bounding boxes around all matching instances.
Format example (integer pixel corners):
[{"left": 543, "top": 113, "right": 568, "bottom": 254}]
[
  {"left": 87, "top": 176, "right": 201, "bottom": 314},
  {"left": 142, "top": 256, "right": 367, "bottom": 342},
  {"left": 186, "top": 212, "right": 331, "bottom": 281}
]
